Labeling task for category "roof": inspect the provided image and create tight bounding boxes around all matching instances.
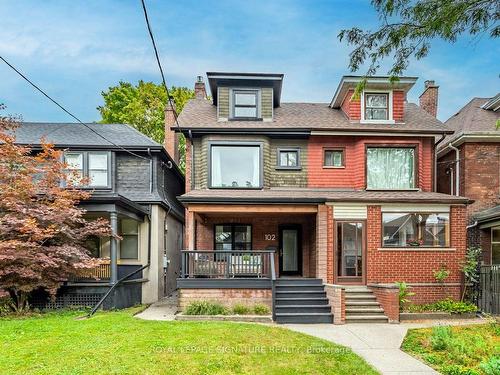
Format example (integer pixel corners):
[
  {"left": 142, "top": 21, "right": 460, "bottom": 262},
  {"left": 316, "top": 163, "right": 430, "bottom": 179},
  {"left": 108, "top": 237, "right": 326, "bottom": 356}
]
[
  {"left": 439, "top": 97, "right": 500, "bottom": 149},
  {"left": 176, "top": 99, "right": 451, "bottom": 135},
  {"left": 178, "top": 188, "right": 470, "bottom": 205},
  {"left": 474, "top": 205, "right": 500, "bottom": 224},
  {"left": 14, "top": 122, "right": 162, "bottom": 149}
]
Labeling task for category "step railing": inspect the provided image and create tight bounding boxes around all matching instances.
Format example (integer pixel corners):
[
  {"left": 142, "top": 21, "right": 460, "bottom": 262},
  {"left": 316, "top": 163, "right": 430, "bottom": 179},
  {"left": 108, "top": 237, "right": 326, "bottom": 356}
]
[{"left": 180, "top": 250, "right": 275, "bottom": 279}]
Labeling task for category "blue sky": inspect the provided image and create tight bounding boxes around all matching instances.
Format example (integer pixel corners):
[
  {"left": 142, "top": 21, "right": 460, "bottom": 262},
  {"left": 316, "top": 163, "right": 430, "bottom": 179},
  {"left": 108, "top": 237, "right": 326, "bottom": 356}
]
[{"left": 1, "top": 0, "right": 498, "bottom": 122}]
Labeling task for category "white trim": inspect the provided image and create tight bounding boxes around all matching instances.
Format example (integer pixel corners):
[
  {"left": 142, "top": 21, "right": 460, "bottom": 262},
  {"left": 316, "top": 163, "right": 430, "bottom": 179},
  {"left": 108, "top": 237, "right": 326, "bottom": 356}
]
[
  {"left": 378, "top": 247, "right": 456, "bottom": 252},
  {"left": 361, "top": 89, "right": 393, "bottom": 123},
  {"left": 208, "top": 74, "right": 282, "bottom": 81},
  {"left": 333, "top": 204, "right": 368, "bottom": 219},
  {"left": 381, "top": 204, "right": 450, "bottom": 212}
]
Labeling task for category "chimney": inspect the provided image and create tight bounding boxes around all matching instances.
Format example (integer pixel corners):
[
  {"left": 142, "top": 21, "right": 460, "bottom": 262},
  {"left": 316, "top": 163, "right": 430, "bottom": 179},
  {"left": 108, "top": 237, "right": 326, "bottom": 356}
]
[
  {"left": 164, "top": 96, "right": 179, "bottom": 164},
  {"left": 194, "top": 75, "right": 207, "bottom": 99},
  {"left": 419, "top": 80, "right": 439, "bottom": 118}
]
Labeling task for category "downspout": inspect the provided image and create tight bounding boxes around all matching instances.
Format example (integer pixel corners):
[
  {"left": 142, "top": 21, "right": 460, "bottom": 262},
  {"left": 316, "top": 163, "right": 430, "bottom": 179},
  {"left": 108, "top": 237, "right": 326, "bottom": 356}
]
[
  {"left": 466, "top": 221, "right": 478, "bottom": 229},
  {"left": 449, "top": 143, "right": 460, "bottom": 196},
  {"left": 434, "top": 133, "right": 446, "bottom": 192}
]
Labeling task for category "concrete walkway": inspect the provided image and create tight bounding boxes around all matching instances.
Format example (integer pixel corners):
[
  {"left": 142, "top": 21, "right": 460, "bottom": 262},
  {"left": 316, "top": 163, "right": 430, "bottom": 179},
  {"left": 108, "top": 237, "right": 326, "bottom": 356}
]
[
  {"left": 285, "top": 319, "right": 485, "bottom": 375},
  {"left": 135, "top": 292, "right": 178, "bottom": 321}
]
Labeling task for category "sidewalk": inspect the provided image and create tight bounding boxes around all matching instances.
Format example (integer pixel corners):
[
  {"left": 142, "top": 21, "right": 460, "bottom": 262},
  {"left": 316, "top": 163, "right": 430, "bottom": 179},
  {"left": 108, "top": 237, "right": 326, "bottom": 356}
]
[{"left": 135, "top": 292, "right": 178, "bottom": 321}]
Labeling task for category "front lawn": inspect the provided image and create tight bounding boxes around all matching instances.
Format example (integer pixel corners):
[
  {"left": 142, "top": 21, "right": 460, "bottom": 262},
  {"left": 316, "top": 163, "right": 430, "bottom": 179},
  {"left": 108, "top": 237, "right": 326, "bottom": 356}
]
[
  {"left": 402, "top": 323, "right": 500, "bottom": 375},
  {"left": 0, "top": 307, "right": 377, "bottom": 375}
]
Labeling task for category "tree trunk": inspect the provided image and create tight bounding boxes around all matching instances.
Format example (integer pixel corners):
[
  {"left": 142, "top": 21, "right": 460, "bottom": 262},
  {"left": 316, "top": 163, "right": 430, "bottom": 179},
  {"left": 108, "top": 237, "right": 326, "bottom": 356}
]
[{"left": 8, "top": 289, "right": 28, "bottom": 312}]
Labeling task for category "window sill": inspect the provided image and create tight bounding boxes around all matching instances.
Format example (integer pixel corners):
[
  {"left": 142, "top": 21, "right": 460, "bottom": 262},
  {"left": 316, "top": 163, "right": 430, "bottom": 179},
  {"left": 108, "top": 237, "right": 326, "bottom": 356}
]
[
  {"left": 209, "top": 186, "right": 263, "bottom": 190},
  {"left": 323, "top": 166, "right": 345, "bottom": 169},
  {"left": 360, "top": 119, "right": 395, "bottom": 124},
  {"left": 378, "top": 247, "right": 456, "bottom": 252},
  {"left": 229, "top": 117, "right": 263, "bottom": 121},
  {"left": 365, "top": 188, "right": 420, "bottom": 191},
  {"left": 275, "top": 167, "right": 302, "bottom": 171}
]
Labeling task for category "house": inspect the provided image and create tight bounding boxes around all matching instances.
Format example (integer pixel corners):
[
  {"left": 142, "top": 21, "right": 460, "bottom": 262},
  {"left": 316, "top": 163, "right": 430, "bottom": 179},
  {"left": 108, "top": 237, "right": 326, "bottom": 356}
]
[
  {"left": 437, "top": 94, "right": 500, "bottom": 265},
  {"left": 172, "top": 73, "right": 470, "bottom": 324},
  {"left": 13, "top": 122, "right": 185, "bottom": 309}
]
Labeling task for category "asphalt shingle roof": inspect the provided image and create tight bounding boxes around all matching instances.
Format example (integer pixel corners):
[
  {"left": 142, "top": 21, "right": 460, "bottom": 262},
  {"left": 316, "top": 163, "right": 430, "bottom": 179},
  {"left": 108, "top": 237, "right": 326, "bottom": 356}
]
[
  {"left": 14, "top": 122, "right": 162, "bottom": 148},
  {"left": 176, "top": 98, "right": 451, "bottom": 134}
]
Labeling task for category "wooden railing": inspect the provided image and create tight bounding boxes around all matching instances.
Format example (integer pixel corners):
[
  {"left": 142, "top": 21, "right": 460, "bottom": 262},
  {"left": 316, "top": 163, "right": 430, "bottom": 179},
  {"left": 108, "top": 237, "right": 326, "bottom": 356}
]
[
  {"left": 70, "top": 260, "right": 111, "bottom": 282},
  {"left": 180, "top": 250, "right": 275, "bottom": 279}
]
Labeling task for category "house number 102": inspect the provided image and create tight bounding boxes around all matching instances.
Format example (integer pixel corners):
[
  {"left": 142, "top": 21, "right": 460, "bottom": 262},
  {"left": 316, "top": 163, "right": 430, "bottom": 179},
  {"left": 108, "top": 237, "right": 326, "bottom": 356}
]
[{"left": 264, "top": 234, "right": 276, "bottom": 241}]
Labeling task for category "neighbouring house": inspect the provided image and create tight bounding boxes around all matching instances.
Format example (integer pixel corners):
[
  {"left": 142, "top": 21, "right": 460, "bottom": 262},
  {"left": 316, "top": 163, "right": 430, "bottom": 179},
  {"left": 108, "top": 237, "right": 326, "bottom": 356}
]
[
  {"left": 437, "top": 94, "right": 500, "bottom": 265},
  {"left": 172, "top": 73, "right": 470, "bottom": 324},
  {"left": 13, "top": 122, "right": 185, "bottom": 309}
]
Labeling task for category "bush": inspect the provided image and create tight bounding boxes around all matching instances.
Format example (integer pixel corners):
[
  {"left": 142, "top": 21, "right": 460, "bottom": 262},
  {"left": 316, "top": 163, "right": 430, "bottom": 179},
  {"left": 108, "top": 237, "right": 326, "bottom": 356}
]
[
  {"left": 405, "top": 298, "right": 477, "bottom": 314},
  {"left": 396, "top": 281, "right": 415, "bottom": 310},
  {"left": 480, "top": 356, "right": 500, "bottom": 375},
  {"left": 184, "top": 301, "right": 229, "bottom": 315},
  {"left": 440, "top": 364, "right": 480, "bottom": 375},
  {"left": 253, "top": 304, "right": 270, "bottom": 315},
  {"left": 431, "top": 326, "right": 453, "bottom": 351},
  {"left": 232, "top": 303, "right": 251, "bottom": 315},
  {"left": 0, "top": 296, "right": 13, "bottom": 316}
]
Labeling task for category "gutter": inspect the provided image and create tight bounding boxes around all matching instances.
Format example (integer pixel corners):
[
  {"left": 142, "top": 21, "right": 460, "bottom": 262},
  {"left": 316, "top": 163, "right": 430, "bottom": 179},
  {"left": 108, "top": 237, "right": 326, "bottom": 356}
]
[{"left": 449, "top": 143, "right": 460, "bottom": 196}]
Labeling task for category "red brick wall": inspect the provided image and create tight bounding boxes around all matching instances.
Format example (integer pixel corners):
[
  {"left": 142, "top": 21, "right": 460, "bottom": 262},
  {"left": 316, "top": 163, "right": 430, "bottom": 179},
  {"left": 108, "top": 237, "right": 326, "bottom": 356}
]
[
  {"left": 307, "top": 136, "right": 433, "bottom": 191},
  {"left": 340, "top": 89, "right": 361, "bottom": 120},
  {"left": 178, "top": 288, "right": 272, "bottom": 310},
  {"left": 363, "top": 205, "right": 466, "bottom": 303},
  {"left": 369, "top": 285, "right": 399, "bottom": 323},
  {"left": 393, "top": 90, "right": 405, "bottom": 122},
  {"left": 325, "top": 285, "right": 345, "bottom": 324},
  {"left": 326, "top": 206, "right": 334, "bottom": 283}
]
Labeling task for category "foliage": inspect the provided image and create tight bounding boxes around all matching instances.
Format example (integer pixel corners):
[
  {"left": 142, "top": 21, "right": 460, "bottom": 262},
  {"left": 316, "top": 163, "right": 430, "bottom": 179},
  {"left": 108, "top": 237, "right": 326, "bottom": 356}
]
[
  {"left": 232, "top": 303, "right": 252, "bottom": 315},
  {"left": 97, "top": 81, "right": 194, "bottom": 173},
  {"left": 433, "top": 265, "right": 451, "bottom": 283},
  {"left": 461, "top": 246, "right": 482, "bottom": 301},
  {"left": 0, "top": 296, "right": 12, "bottom": 317},
  {"left": 405, "top": 298, "right": 477, "bottom": 314},
  {"left": 338, "top": 0, "right": 500, "bottom": 91},
  {"left": 402, "top": 324, "right": 499, "bottom": 375},
  {"left": 184, "top": 301, "right": 229, "bottom": 315},
  {"left": 253, "top": 303, "right": 270, "bottom": 315},
  {"left": 0, "top": 109, "right": 111, "bottom": 312},
  {"left": 479, "top": 356, "right": 500, "bottom": 375},
  {"left": 0, "top": 308, "right": 378, "bottom": 374},
  {"left": 396, "top": 281, "right": 415, "bottom": 310}
]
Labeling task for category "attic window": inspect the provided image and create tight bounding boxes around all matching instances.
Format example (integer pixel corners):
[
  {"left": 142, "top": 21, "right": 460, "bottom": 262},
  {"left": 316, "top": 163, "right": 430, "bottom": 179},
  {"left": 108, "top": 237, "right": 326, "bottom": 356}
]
[
  {"left": 232, "top": 90, "right": 259, "bottom": 119},
  {"left": 365, "top": 93, "right": 389, "bottom": 120}
]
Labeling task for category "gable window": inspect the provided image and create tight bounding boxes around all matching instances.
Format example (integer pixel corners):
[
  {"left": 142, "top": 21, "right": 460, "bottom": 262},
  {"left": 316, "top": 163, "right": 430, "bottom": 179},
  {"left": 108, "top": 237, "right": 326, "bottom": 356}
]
[
  {"left": 120, "top": 219, "right": 139, "bottom": 260},
  {"left": 215, "top": 224, "right": 252, "bottom": 250},
  {"left": 367, "top": 147, "right": 414, "bottom": 189},
  {"left": 324, "top": 149, "right": 344, "bottom": 168},
  {"left": 382, "top": 212, "right": 450, "bottom": 248},
  {"left": 277, "top": 148, "right": 300, "bottom": 169},
  {"left": 210, "top": 144, "right": 261, "bottom": 188},
  {"left": 64, "top": 151, "right": 111, "bottom": 188},
  {"left": 365, "top": 93, "right": 389, "bottom": 120},
  {"left": 232, "top": 90, "right": 259, "bottom": 119}
]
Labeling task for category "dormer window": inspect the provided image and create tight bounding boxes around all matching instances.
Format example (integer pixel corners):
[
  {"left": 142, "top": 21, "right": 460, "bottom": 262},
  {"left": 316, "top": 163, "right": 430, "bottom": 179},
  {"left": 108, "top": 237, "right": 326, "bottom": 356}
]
[
  {"left": 365, "top": 93, "right": 388, "bottom": 120},
  {"left": 232, "top": 89, "right": 259, "bottom": 119}
]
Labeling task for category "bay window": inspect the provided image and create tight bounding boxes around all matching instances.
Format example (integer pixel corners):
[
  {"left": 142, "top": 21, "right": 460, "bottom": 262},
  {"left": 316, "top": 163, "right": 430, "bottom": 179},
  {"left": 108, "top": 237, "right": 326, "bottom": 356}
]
[
  {"left": 367, "top": 147, "right": 415, "bottom": 189},
  {"left": 382, "top": 212, "right": 450, "bottom": 247},
  {"left": 210, "top": 144, "right": 261, "bottom": 188}
]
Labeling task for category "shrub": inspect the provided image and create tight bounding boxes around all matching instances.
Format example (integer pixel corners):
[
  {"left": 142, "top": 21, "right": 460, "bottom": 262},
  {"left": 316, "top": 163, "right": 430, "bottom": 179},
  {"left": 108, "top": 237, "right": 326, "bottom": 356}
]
[
  {"left": 430, "top": 326, "right": 453, "bottom": 351},
  {"left": 433, "top": 265, "right": 450, "bottom": 283},
  {"left": 404, "top": 299, "right": 477, "bottom": 314},
  {"left": 480, "top": 356, "right": 500, "bottom": 375},
  {"left": 0, "top": 296, "right": 13, "bottom": 316},
  {"left": 253, "top": 304, "right": 270, "bottom": 315},
  {"left": 232, "top": 303, "right": 251, "bottom": 315},
  {"left": 184, "top": 301, "right": 229, "bottom": 315},
  {"left": 440, "top": 364, "right": 480, "bottom": 375},
  {"left": 396, "top": 281, "right": 415, "bottom": 310}
]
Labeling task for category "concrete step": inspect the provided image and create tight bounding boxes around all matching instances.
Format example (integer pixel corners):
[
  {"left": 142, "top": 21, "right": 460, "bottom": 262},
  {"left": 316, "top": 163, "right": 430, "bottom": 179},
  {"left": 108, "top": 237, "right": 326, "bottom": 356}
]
[
  {"left": 275, "top": 297, "right": 330, "bottom": 306},
  {"left": 345, "top": 307, "right": 385, "bottom": 314},
  {"left": 346, "top": 315, "right": 389, "bottom": 323},
  {"left": 344, "top": 288, "right": 371, "bottom": 293},
  {"left": 276, "top": 278, "right": 323, "bottom": 286},
  {"left": 345, "top": 295, "right": 377, "bottom": 302},
  {"left": 275, "top": 285, "right": 326, "bottom": 292},
  {"left": 275, "top": 313, "right": 333, "bottom": 324},
  {"left": 276, "top": 305, "right": 332, "bottom": 314},
  {"left": 345, "top": 301, "right": 380, "bottom": 307},
  {"left": 275, "top": 291, "right": 327, "bottom": 299}
]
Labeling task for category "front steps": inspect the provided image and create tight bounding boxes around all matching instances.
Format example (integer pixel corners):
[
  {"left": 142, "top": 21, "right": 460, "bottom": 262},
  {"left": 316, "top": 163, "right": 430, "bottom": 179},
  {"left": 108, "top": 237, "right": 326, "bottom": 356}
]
[
  {"left": 344, "top": 287, "right": 388, "bottom": 323},
  {"left": 274, "top": 278, "right": 333, "bottom": 324}
]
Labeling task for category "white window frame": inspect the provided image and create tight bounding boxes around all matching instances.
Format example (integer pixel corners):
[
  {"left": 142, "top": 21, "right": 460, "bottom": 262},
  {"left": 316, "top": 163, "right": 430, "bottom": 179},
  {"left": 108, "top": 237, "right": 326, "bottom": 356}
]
[{"left": 361, "top": 90, "right": 395, "bottom": 124}]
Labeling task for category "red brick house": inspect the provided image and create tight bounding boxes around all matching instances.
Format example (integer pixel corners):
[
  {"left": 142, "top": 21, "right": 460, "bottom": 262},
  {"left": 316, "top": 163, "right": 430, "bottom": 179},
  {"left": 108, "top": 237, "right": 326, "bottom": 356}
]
[
  {"left": 169, "top": 73, "right": 469, "bottom": 324},
  {"left": 437, "top": 94, "right": 500, "bottom": 265}
]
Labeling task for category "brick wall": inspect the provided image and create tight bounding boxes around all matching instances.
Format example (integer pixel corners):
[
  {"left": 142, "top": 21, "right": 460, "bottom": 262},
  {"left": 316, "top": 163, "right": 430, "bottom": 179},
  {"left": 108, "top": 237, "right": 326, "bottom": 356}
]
[
  {"left": 178, "top": 288, "right": 272, "bottom": 310},
  {"left": 325, "top": 285, "right": 345, "bottom": 324},
  {"left": 363, "top": 205, "right": 466, "bottom": 303},
  {"left": 369, "top": 284, "right": 399, "bottom": 323},
  {"left": 326, "top": 205, "right": 334, "bottom": 283},
  {"left": 307, "top": 135, "right": 433, "bottom": 191},
  {"left": 393, "top": 90, "right": 405, "bottom": 122}
]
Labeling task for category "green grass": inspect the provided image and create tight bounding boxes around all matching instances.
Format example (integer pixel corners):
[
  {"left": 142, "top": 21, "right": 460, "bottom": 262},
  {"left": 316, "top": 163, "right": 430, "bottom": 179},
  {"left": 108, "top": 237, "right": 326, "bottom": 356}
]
[
  {"left": 402, "top": 323, "right": 500, "bottom": 375},
  {"left": 0, "top": 307, "right": 378, "bottom": 375}
]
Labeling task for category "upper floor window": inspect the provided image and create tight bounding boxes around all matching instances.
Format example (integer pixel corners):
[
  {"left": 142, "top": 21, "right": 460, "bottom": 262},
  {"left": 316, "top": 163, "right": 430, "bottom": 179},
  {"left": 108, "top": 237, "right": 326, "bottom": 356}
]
[
  {"left": 210, "top": 144, "right": 261, "bottom": 188},
  {"left": 324, "top": 149, "right": 344, "bottom": 168},
  {"left": 367, "top": 147, "right": 414, "bottom": 190},
  {"left": 64, "top": 151, "right": 110, "bottom": 188},
  {"left": 277, "top": 148, "right": 300, "bottom": 169},
  {"left": 232, "top": 90, "right": 259, "bottom": 119},
  {"left": 365, "top": 93, "right": 389, "bottom": 120}
]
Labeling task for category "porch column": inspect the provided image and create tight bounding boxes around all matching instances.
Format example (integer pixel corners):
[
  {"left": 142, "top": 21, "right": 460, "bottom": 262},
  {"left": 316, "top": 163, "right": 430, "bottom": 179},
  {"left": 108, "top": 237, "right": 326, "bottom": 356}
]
[
  {"left": 316, "top": 205, "right": 328, "bottom": 283},
  {"left": 110, "top": 212, "right": 118, "bottom": 284},
  {"left": 186, "top": 209, "right": 195, "bottom": 250}
]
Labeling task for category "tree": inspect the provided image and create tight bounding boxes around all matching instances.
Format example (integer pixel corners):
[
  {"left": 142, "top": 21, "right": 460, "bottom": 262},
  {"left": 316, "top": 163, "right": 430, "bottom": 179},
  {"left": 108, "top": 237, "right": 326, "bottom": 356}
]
[
  {"left": 339, "top": 0, "right": 499, "bottom": 88},
  {"left": 0, "top": 107, "right": 111, "bottom": 311},
  {"left": 97, "top": 81, "right": 194, "bottom": 173}
]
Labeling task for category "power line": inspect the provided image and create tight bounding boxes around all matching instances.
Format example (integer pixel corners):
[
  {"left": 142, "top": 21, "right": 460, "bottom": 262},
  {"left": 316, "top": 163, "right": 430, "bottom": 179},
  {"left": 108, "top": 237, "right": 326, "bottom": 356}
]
[
  {"left": 0, "top": 55, "right": 150, "bottom": 161},
  {"left": 140, "top": 0, "right": 180, "bottom": 127}
]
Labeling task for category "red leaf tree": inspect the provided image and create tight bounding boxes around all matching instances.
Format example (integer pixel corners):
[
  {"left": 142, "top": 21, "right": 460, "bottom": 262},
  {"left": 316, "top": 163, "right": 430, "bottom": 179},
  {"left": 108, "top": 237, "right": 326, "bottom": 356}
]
[{"left": 0, "top": 108, "right": 111, "bottom": 311}]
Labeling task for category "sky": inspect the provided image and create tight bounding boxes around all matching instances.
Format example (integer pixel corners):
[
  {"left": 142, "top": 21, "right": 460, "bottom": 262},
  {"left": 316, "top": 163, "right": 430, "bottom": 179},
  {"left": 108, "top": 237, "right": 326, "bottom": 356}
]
[{"left": 0, "top": 0, "right": 498, "bottom": 123}]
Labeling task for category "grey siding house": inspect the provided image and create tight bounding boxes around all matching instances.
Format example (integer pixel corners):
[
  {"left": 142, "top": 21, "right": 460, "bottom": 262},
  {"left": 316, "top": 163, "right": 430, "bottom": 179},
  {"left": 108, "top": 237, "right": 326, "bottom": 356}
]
[{"left": 14, "top": 122, "right": 184, "bottom": 309}]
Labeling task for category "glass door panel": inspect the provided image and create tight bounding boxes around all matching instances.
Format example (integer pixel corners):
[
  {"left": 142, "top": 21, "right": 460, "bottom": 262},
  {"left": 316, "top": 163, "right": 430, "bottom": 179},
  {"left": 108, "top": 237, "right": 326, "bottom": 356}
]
[{"left": 337, "top": 222, "right": 364, "bottom": 278}]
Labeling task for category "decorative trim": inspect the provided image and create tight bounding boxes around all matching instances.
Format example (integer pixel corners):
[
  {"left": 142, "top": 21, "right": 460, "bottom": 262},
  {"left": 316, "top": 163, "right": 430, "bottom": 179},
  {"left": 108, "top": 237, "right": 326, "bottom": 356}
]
[{"left": 378, "top": 247, "right": 456, "bottom": 252}]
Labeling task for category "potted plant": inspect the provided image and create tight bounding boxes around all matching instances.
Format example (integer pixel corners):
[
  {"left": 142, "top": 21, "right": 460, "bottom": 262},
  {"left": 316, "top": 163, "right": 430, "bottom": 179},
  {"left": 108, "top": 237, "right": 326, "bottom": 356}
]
[{"left": 406, "top": 238, "right": 423, "bottom": 247}]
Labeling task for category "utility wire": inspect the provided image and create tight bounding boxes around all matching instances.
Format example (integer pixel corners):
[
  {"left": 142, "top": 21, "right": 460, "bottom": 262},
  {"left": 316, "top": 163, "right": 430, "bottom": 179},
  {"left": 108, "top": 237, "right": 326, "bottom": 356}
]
[
  {"left": 0, "top": 55, "right": 150, "bottom": 161},
  {"left": 140, "top": 0, "right": 180, "bottom": 127}
]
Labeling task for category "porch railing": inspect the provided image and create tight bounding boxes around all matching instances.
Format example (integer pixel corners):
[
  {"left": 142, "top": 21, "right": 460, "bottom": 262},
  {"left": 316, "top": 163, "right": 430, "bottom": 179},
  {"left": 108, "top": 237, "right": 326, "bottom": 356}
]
[
  {"left": 180, "top": 250, "right": 275, "bottom": 279},
  {"left": 70, "top": 261, "right": 111, "bottom": 282}
]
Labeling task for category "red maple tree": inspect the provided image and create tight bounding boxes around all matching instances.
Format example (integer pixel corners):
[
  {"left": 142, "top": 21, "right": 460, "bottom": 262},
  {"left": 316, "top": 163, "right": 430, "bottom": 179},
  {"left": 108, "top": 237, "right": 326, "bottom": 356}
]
[{"left": 0, "top": 108, "right": 111, "bottom": 311}]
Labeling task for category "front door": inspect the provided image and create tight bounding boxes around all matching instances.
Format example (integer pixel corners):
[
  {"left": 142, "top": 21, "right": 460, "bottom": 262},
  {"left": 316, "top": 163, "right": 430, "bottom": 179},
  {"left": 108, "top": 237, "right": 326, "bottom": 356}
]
[
  {"left": 279, "top": 225, "right": 302, "bottom": 276},
  {"left": 335, "top": 221, "right": 365, "bottom": 284}
]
